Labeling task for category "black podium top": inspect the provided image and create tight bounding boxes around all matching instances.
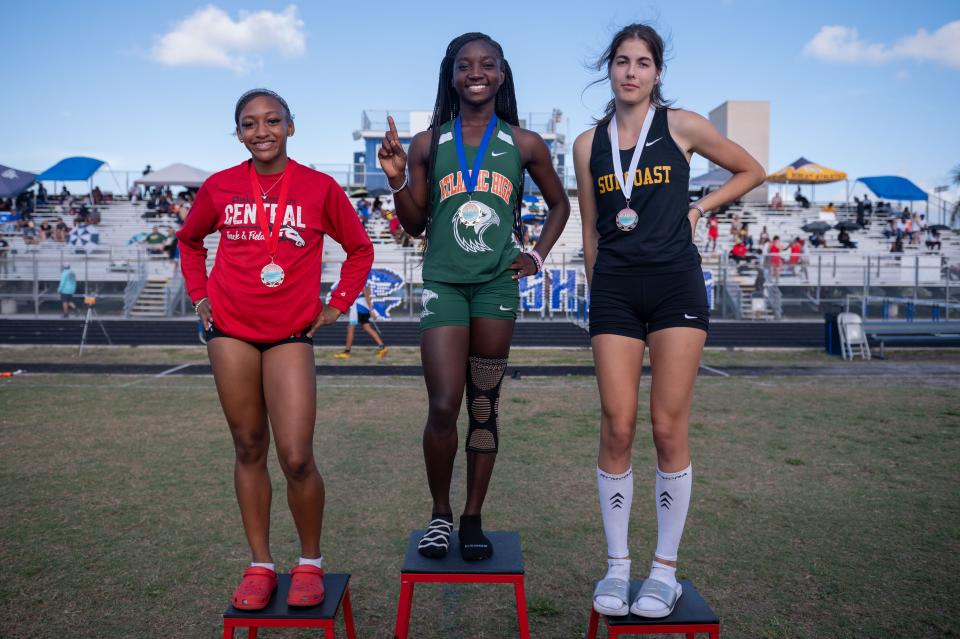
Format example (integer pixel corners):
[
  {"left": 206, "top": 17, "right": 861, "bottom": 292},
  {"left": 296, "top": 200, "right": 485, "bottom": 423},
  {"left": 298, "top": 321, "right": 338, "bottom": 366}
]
[
  {"left": 223, "top": 572, "right": 349, "bottom": 619},
  {"left": 401, "top": 530, "right": 524, "bottom": 574},
  {"left": 604, "top": 579, "right": 719, "bottom": 626}
]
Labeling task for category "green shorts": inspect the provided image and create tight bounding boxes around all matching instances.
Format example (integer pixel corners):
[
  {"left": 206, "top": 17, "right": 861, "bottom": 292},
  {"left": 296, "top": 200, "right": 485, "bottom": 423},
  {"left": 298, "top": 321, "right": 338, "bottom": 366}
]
[{"left": 420, "top": 271, "right": 520, "bottom": 330}]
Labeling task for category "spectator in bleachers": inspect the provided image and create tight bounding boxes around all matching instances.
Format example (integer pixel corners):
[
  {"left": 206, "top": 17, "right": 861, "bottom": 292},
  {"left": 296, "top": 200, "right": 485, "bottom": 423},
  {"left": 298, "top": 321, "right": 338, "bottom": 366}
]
[
  {"left": 53, "top": 217, "right": 68, "bottom": 242},
  {"left": 0, "top": 199, "right": 11, "bottom": 211},
  {"left": 890, "top": 236, "right": 904, "bottom": 253},
  {"left": 0, "top": 236, "right": 9, "bottom": 275},
  {"left": 705, "top": 213, "right": 719, "bottom": 252},
  {"left": 530, "top": 221, "right": 542, "bottom": 245},
  {"left": 794, "top": 186, "right": 809, "bottom": 208},
  {"left": 92, "top": 186, "right": 103, "bottom": 204},
  {"left": 38, "top": 219, "right": 53, "bottom": 241},
  {"left": 15, "top": 190, "right": 34, "bottom": 216},
  {"left": 895, "top": 216, "right": 906, "bottom": 240},
  {"left": 58, "top": 264, "right": 77, "bottom": 317},
  {"left": 759, "top": 225, "right": 770, "bottom": 247},
  {"left": 738, "top": 222, "right": 753, "bottom": 249},
  {"left": 60, "top": 186, "right": 70, "bottom": 199},
  {"left": 22, "top": 220, "right": 39, "bottom": 245},
  {"left": 356, "top": 197, "right": 370, "bottom": 226},
  {"left": 767, "top": 236, "right": 784, "bottom": 280},
  {"left": 862, "top": 192, "right": 872, "bottom": 213},
  {"left": 883, "top": 218, "right": 896, "bottom": 239},
  {"left": 143, "top": 226, "right": 167, "bottom": 254},
  {"left": 789, "top": 237, "right": 809, "bottom": 280},
  {"left": 388, "top": 210, "right": 402, "bottom": 241},
  {"left": 164, "top": 232, "right": 179, "bottom": 269},
  {"left": 36, "top": 183, "right": 48, "bottom": 205},
  {"left": 855, "top": 196, "right": 866, "bottom": 227},
  {"left": 911, "top": 213, "right": 923, "bottom": 245},
  {"left": 925, "top": 229, "right": 941, "bottom": 251},
  {"left": 837, "top": 229, "right": 856, "bottom": 249},
  {"left": 127, "top": 183, "right": 140, "bottom": 203},
  {"left": 730, "top": 213, "right": 742, "bottom": 239},
  {"left": 821, "top": 202, "right": 836, "bottom": 214},
  {"left": 729, "top": 238, "right": 751, "bottom": 264},
  {"left": 808, "top": 232, "right": 826, "bottom": 248},
  {"left": 770, "top": 192, "right": 783, "bottom": 210}
]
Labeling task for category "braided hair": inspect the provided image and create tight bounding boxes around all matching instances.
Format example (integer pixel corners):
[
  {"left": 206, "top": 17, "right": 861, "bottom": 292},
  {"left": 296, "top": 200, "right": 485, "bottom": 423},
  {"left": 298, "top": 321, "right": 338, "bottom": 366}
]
[{"left": 425, "top": 33, "right": 525, "bottom": 247}]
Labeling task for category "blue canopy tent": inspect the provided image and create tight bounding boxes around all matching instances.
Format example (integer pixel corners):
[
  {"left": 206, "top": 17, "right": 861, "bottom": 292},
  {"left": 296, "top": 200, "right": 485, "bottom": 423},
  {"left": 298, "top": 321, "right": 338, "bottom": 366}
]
[
  {"left": 856, "top": 175, "right": 932, "bottom": 221},
  {"left": 690, "top": 167, "right": 732, "bottom": 189},
  {"left": 36, "top": 156, "right": 106, "bottom": 197},
  {"left": 856, "top": 176, "right": 928, "bottom": 201},
  {"left": 0, "top": 164, "right": 37, "bottom": 198}
]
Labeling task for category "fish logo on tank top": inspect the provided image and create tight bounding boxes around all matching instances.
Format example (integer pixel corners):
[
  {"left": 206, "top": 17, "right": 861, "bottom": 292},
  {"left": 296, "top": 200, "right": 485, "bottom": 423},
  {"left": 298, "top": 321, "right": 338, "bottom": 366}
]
[{"left": 453, "top": 200, "right": 500, "bottom": 253}]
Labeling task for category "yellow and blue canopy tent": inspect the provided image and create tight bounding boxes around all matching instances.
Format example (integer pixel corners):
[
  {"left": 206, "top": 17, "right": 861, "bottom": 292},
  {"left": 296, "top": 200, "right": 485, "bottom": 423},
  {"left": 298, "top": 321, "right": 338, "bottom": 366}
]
[{"left": 767, "top": 157, "right": 848, "bottom": 202}]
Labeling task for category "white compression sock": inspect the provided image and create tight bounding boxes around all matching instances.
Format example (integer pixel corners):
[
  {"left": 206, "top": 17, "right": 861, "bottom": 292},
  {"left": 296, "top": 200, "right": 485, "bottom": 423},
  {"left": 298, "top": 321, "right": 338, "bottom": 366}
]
[
  {"left": 250, "top": 562, "right": 275, "bottom": 572},
  {"left": 598, "top": 466, "right": 633, "bottom": 558},
  {"left": 596, "top": 466, "right": 633, "bottom": 611},
  {"left": 654, "top": 464, "right": 692, "bottom": 562},
  {"left": 298, "top": 556, "right": 323, "bottom": 569}
]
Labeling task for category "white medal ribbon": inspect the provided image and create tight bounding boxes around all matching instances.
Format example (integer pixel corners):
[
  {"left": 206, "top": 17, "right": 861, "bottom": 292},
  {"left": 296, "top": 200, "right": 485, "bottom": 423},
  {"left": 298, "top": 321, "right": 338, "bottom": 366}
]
[{"left": 610, "top": 105, "right": 656, "bottom": 206}]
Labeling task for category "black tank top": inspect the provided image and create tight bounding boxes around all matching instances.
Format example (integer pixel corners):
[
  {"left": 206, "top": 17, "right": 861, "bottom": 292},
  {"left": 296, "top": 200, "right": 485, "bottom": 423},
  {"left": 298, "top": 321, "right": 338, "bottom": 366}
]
[{"left": 589, "top": 107, "right": 699, "bottom": 274}]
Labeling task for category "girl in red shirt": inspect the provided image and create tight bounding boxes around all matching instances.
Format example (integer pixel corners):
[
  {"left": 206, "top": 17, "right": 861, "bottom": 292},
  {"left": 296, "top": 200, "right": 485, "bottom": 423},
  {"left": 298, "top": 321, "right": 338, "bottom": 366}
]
[
  {"left": 768, "top": 235, "right": 783, "bottom": 280},
  {"left": 177, "top": 89, "right": 373, "bottom": 610}
]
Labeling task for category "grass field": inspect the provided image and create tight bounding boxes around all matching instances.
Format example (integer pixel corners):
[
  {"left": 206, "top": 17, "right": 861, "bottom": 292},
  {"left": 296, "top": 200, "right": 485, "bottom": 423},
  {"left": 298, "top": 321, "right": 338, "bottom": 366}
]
[{"left": 1, "top": 348, "right": 959, "bottom": 638}]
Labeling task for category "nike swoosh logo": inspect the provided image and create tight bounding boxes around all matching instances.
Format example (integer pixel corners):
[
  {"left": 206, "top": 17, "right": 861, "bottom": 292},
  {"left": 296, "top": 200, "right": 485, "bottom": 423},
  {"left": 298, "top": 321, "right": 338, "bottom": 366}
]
[
  {"left": 491, "top": 151, "right": 507, "bottom": 157},
  {"left": 684, "top": 313, "right": 698, "bottom": 319},
  {"left": 499, "top": 305, "right": 513, "bottom": 311},
  {"left": 645, "top": 137, "right": 662, "bottom": 147}
]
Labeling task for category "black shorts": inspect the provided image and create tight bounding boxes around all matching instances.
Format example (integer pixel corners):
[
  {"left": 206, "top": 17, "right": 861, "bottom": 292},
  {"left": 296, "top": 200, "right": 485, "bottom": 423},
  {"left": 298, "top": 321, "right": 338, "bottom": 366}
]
[
  {"left": 204, "top": 322, "right": 314, "bottom": 352},
  {"left": 357, "top": 311, "right": 371, "bottom": 325},
  {"left": 589, "top": 268, "right": 710, "bottom": 341}
]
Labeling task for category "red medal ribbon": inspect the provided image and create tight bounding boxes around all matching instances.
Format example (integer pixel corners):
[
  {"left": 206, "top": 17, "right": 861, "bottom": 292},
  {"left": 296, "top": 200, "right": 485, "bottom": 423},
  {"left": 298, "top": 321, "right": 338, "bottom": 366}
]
[{"left": 247, "top": 160, "right": 292, "bottom": 261}]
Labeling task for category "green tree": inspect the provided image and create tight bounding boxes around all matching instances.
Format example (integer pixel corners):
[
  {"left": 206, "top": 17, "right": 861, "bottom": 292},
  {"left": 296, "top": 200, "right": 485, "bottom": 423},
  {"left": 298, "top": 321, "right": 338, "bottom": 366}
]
[{"left": 953, "top": 164, "right": 960, "bottom": 226}]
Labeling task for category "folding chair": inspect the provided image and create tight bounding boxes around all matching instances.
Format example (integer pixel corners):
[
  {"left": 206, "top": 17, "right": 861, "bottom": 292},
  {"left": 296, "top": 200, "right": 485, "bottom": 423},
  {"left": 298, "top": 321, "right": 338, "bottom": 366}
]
[{"left": 837, "top": 312, "right": 871, "bottom": 360}]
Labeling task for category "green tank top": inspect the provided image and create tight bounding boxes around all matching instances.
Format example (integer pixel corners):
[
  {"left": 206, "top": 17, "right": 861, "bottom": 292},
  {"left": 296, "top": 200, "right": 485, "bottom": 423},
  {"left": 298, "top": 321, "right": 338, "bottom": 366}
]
[{"left": 422, "top": 117, "right": 522, "bottom": 283}]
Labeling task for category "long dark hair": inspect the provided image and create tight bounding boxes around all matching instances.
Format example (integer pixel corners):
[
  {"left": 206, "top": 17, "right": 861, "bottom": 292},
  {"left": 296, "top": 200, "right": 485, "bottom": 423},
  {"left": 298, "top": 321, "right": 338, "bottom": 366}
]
[
  {"left": 587, "top": 24, "right": 673, "bottom": 125},
  {"left": 426, "top": 32, "right": 524, "bottom": 246}
]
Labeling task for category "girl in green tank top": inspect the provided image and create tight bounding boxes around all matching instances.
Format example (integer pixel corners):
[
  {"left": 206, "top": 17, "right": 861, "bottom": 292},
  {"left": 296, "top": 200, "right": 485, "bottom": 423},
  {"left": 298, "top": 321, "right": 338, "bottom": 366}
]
[
  {"left": 378, "top": 32, "right": 570, "bottom": 563},
  {"left": 422, "top": 117, "right": 523, "bottom": 283}
]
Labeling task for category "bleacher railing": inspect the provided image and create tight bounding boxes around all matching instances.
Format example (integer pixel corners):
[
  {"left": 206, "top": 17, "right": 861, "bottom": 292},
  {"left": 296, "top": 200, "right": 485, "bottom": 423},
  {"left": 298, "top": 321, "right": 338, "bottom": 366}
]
[{"left": 1, "top": 249, "right": 957, "bottom": 321}]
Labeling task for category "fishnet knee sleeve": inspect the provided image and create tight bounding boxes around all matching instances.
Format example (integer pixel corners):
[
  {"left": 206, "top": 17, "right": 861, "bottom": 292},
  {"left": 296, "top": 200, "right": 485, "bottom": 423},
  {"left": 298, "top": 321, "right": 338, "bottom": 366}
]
[{"left": 465, "top": 356, "right": 508, "bottom": 453}]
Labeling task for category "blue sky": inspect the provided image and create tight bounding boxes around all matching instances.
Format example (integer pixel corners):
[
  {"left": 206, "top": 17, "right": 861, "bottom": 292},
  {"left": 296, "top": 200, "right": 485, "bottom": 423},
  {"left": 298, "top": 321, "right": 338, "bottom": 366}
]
[{"left": 4, "top": 0, "right": 958, "bottom": 201}]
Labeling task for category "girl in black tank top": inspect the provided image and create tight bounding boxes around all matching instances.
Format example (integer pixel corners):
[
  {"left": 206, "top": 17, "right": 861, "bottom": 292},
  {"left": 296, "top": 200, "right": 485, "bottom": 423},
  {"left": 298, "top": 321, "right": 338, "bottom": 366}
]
[
  {"left": 589, "top": 107, "right": 699, "bottom": 274},
  {"left": 573, "top": 24, "right": 765, "bottom": 620}
]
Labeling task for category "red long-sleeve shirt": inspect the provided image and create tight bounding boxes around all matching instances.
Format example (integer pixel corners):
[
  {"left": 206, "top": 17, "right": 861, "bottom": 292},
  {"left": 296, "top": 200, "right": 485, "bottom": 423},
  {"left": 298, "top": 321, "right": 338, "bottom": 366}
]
[{"left": 177, "top": 159, "right": 374, "bottom": 342}]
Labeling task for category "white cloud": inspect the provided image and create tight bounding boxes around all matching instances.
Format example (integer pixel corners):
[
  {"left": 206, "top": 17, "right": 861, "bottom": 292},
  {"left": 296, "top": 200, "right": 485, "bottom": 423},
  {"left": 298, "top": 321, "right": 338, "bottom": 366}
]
[
  {"left": 803, "top": 20, "right": 960, "bottom": 70},
  {"left": 151, "top": 5, "right": 305, "bottom": 73}
]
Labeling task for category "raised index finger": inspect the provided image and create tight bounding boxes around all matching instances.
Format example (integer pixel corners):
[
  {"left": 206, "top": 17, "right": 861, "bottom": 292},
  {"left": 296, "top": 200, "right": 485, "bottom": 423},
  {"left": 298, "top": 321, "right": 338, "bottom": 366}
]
[{"left": 387, "top": 115, "right": 399, "bottom": 137}]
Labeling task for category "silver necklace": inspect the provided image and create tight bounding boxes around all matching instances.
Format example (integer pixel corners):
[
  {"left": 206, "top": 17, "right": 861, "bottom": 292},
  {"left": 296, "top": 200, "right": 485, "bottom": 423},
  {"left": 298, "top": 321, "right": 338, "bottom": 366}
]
[{"left": 259, "top": 176, "right": 283, "bottom": 201}]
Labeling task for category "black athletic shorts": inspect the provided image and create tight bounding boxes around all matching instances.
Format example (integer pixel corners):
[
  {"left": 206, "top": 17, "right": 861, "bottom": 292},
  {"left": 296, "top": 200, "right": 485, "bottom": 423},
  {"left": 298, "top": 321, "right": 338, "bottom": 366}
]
[
  {"left": 204, "top": 322, "right": 314, "bottom": 352},
  {"left": 589, "top": 268, "right": 710, "bottom": 341}
]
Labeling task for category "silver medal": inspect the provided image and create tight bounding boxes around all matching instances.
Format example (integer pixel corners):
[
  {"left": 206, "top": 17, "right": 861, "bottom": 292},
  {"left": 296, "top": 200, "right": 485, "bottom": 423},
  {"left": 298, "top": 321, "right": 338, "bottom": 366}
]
[{"left": 260, "top": 262, "right": 285, "bottom": 288}]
